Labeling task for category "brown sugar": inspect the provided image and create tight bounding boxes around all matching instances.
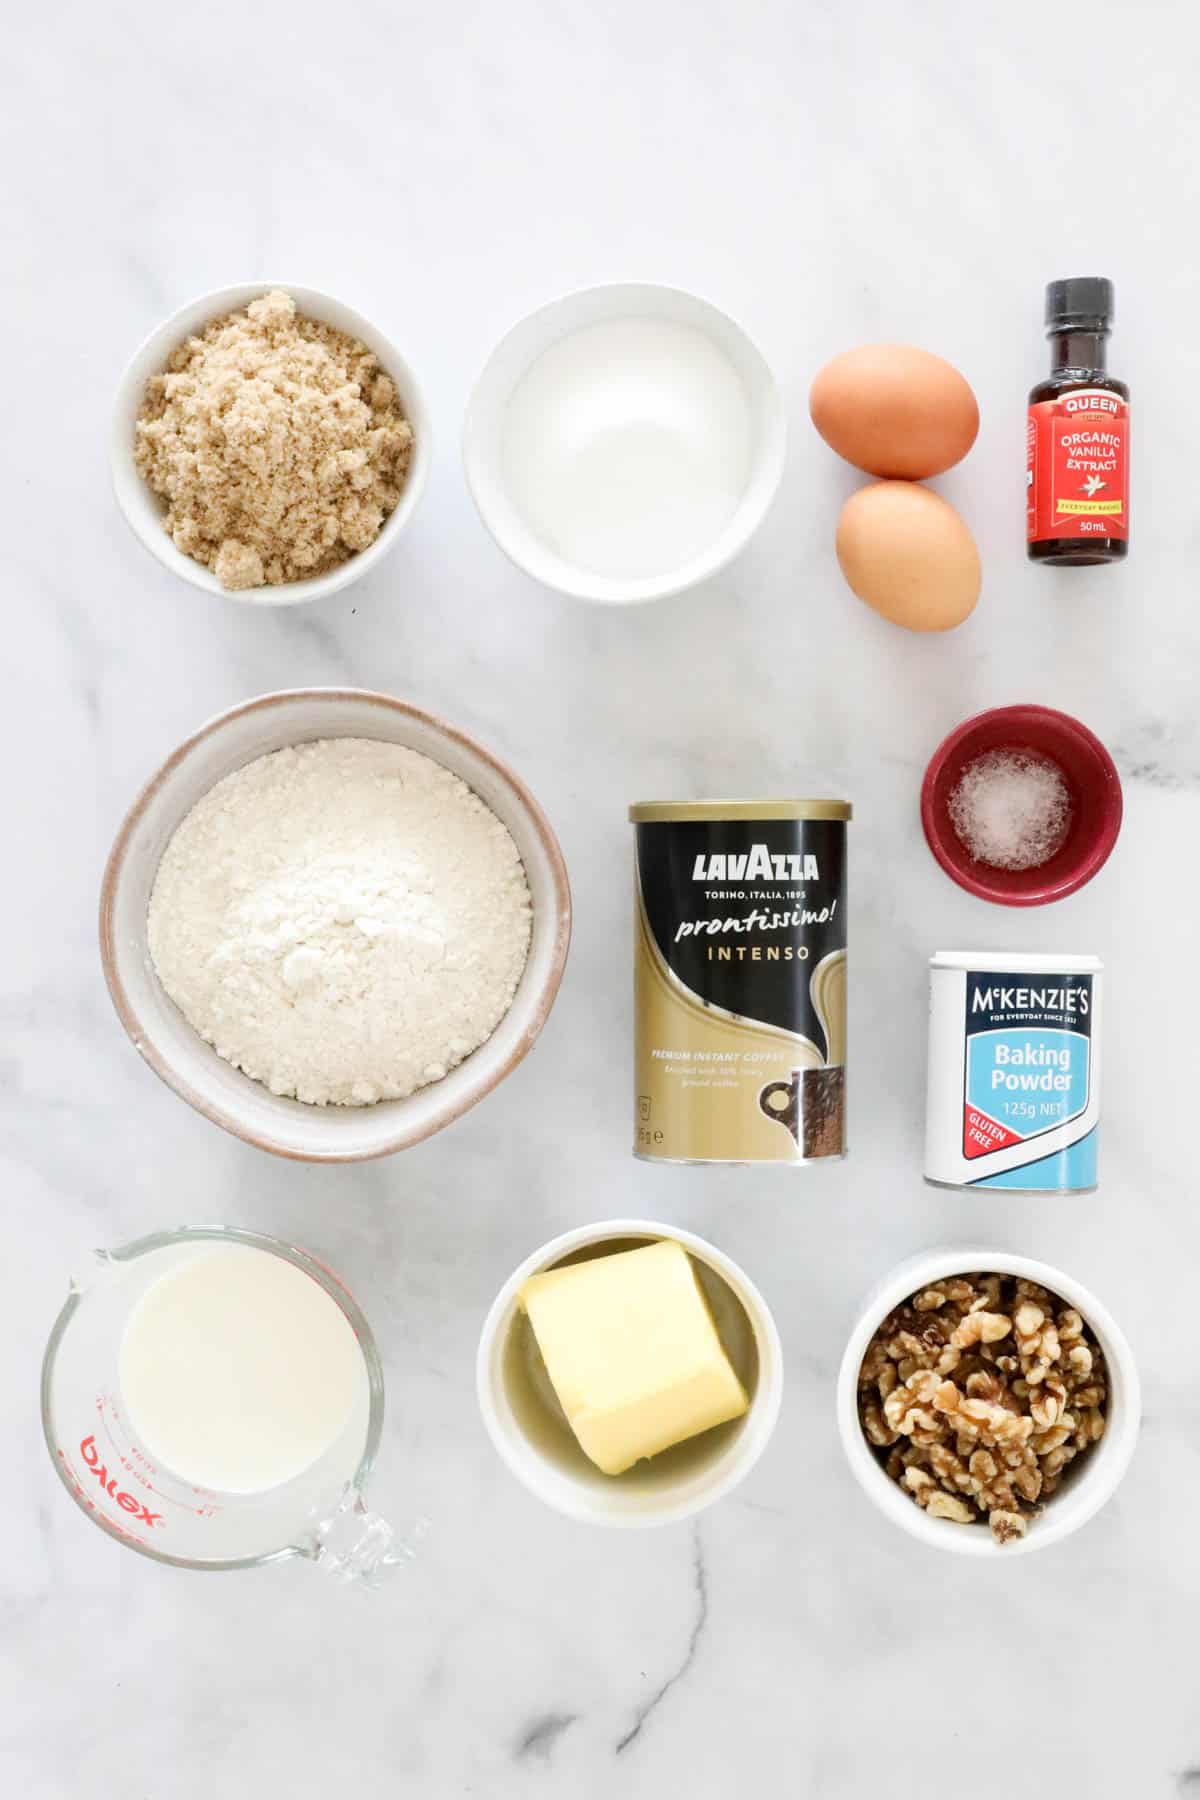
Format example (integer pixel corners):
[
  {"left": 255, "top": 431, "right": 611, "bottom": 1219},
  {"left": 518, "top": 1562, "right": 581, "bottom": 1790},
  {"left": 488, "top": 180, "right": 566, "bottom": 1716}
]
[{"left": 134, "top": 290, "right": 413, "bottom": 591}]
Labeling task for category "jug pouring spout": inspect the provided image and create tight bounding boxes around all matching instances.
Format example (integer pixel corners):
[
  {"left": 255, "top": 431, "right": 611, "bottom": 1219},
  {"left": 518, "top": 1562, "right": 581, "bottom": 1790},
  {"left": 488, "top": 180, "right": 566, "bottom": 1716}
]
[{"left": 303, "top": 1486, "right": 425, "bottom": 1587}]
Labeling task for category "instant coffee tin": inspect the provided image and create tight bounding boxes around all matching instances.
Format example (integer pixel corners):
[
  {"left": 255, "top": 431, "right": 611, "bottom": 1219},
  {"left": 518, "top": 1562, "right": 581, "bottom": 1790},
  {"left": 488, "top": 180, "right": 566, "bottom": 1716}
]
[
  {"left": 924, "top": 951, "right": 1102, "bottom": 1194},
  {"left": 630, "top": 800, "right": 851, "bottom": 1165}
]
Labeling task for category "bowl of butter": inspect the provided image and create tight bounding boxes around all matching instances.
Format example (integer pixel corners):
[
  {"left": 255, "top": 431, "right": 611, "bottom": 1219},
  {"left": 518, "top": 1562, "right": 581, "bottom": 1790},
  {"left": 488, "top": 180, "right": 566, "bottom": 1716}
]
[{"left": 476, "top": 1220, "right": 783, "bottom": 1525}]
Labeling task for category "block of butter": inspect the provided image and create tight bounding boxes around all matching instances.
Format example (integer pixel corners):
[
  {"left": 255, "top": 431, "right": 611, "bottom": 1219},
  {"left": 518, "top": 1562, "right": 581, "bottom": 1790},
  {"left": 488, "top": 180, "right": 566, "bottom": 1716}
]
[{"left": 519, "top": 1239, "right": 749, "bottom": 1476}]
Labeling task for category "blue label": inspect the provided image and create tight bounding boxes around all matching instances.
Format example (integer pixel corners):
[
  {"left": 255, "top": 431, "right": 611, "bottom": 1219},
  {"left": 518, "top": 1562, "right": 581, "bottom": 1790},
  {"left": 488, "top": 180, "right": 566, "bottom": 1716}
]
[
  {"left": 966, "top": 1028, "right": 1090, "bottom": 1139},
  {"left": 973, "top": 1129, "right": 1097, "bottom": 1192}
]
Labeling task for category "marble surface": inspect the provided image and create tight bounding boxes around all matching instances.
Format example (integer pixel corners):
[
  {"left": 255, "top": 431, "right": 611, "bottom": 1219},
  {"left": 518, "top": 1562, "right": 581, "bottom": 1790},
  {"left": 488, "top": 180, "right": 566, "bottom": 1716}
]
[{"left": 7, "top": 0, "right": 1200, "bottom": 1793}]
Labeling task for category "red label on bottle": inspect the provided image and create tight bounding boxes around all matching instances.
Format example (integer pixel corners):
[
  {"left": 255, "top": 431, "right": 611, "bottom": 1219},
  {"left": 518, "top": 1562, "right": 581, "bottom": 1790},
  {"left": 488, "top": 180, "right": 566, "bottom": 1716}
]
[{"left": 1026, "top": 390, "right": 1129, "bottom": 542}]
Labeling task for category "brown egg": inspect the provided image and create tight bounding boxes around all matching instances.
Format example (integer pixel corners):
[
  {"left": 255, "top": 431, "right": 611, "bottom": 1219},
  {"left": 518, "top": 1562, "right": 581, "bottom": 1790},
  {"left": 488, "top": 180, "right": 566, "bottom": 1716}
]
[
  {"left": 810, "top": 345, "right": 979, "bottom": 479},
  {"left": 836, "top": 482, "right": 980, "bottom": 632}
]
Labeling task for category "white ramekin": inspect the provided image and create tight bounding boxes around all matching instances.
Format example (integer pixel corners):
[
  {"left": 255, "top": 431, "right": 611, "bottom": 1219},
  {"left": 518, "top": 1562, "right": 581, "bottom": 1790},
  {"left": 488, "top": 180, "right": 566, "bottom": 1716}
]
[
  {"left": 112, "top": 283, "right": 432, "bottom": 605},
  {"left": 463, "top": 283, "right": 785, "bottom": 604},
  {"left": 837, "top": 1248, "right": 1140, "bottom": 1558},
  {"left": 477, "top": 1219, "right": 784, "bottom": 1526},
  {"left": 100, "top": 688, "right": 571, "bottom": 1161}
]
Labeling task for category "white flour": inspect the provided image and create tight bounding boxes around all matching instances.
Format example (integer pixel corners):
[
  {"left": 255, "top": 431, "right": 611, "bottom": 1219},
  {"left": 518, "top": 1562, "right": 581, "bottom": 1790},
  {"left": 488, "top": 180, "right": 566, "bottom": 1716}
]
[{"left": 147, "top": 738, "right": 533, "bottom": 1106}]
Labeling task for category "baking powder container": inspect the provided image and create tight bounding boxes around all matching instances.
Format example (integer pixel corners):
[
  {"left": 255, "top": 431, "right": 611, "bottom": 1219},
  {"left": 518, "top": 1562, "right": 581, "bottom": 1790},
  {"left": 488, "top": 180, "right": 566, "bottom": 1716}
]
[
  {"left": 630, "top": 800, "right": 851, "bottom": 1165},
  {"left": 924, "top": 951, "right": 1102, "bottom": 1194}
]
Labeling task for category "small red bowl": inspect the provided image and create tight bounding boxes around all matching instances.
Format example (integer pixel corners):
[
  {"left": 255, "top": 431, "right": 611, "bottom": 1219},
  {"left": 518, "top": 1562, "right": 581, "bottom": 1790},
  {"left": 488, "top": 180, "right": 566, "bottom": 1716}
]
[{"left": 921, "top": 704, "right": 1123, "bottom": 906}]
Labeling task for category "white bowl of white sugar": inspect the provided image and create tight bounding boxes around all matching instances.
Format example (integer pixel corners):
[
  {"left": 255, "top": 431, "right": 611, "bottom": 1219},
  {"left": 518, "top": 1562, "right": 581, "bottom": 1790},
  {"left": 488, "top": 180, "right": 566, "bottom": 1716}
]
[
  {"left": 100, "top": 690, "right": 572, "bottom": 1161},
  {"left": 464, "top": 284, "right": 786, "bottom": 603}
]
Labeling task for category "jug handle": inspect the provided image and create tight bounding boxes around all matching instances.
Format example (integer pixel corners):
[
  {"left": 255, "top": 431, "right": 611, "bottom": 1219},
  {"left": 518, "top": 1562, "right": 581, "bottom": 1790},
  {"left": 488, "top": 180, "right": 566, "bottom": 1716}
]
[{"left": 303, "top": 1486, "right": 426, "bottom": 1588}]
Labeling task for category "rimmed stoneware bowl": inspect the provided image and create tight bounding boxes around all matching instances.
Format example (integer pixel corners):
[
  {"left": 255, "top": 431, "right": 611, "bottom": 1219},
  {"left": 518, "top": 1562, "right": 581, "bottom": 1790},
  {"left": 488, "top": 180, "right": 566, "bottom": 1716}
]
[
  {"left": 112, "top": 283, "right": 432, "bottom": 605},
  {"left": 837, "top": 1247, "right": 1140, "bottom": 1558},
  {"left": 100, "top": 689, "right": 572, "bottom": 1161},
  {"left": 477, "top": 1219, "right": 784, "bottom": 1527}
]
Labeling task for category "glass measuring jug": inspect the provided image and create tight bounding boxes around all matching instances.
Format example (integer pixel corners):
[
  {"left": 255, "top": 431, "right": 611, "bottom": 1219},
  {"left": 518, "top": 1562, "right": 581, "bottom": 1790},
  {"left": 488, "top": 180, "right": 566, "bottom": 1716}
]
[{"left": 41, "top": 1226, "right": 400, "bottom": 1580}]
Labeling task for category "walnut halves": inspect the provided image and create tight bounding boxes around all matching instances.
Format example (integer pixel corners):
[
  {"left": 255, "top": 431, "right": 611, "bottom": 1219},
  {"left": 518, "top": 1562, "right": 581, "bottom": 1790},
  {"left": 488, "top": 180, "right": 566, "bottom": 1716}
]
[{"left": 857, "top": 1273, "right": 1108, "bottom": 1545}]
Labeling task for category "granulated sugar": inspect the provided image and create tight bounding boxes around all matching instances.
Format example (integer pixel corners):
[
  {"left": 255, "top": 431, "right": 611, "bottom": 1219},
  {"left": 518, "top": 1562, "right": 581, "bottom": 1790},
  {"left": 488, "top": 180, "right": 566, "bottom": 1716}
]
[
  {"left": 500, "top": 316, "right": 752, "bottom": 580},
  {"left": 947, "top": 749, "right": 1073, "bottom": 871},
  {"left": 147, "top": 739, "right": 532, "bottom": 1105}
]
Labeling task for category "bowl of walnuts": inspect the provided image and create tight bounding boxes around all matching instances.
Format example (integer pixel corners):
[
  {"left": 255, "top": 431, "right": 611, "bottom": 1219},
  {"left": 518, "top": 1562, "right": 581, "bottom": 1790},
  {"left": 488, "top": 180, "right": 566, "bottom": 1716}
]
[{"left": 837, "top": 1249, "right": 1140, "bottom": 1556}]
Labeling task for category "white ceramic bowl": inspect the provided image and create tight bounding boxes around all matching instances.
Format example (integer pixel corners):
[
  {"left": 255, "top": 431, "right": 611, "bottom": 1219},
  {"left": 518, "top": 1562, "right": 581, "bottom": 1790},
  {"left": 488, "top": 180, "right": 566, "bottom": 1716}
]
[
  {"left": 100, "top": 689, "right": 571, "bottom": 1161},
  {"left": 112, "top": 283, "right": 432, "bottom": 605},
  {"left": 477, "top": 1219, "right": 784, "bottom": 1526},
  {"left": 837, "top": 1248, "right": 1140, "bottom": 1557},
  {"left": 464, "top": 283, "right": 785, "bottom": 604}
]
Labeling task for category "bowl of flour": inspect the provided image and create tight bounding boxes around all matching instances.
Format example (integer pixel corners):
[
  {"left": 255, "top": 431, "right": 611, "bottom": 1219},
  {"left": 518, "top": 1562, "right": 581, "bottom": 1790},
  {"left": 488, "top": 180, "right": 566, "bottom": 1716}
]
[{"left": 100, "top": 690, "right": 572, "bottom": 1160}]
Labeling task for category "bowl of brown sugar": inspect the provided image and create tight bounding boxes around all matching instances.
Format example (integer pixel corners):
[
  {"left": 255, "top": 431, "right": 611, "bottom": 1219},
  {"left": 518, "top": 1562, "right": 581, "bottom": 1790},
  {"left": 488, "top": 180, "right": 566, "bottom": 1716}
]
[{"left": 113, "top": 284, "right": 432, "bottom": 604}]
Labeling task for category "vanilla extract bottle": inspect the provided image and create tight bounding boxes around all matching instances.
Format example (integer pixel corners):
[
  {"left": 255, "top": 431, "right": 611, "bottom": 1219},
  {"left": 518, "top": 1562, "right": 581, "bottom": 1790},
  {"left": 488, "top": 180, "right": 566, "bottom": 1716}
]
[{"left": 1027, "top": 277, "right": 1128, "bottom": 565}]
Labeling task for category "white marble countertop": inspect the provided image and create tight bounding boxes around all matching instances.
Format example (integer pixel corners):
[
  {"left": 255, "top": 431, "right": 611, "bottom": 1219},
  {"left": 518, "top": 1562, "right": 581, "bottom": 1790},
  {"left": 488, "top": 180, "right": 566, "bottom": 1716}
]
[{"left": 8, "top": 1, "right": 1200, "bottom": 1794}]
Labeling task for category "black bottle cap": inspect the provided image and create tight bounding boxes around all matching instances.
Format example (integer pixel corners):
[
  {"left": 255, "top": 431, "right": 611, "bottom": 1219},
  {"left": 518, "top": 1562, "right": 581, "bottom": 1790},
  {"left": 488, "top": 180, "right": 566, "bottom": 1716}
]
[{"left": 1045, "top": 277, "right": 1114, "bottom": 330}]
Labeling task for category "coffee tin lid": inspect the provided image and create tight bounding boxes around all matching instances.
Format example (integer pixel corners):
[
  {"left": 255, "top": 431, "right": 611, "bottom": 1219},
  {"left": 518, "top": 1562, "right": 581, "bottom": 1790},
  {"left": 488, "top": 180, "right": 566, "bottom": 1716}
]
[{"left": 629, "top": 799, "right": 852, "bottom": 823}]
